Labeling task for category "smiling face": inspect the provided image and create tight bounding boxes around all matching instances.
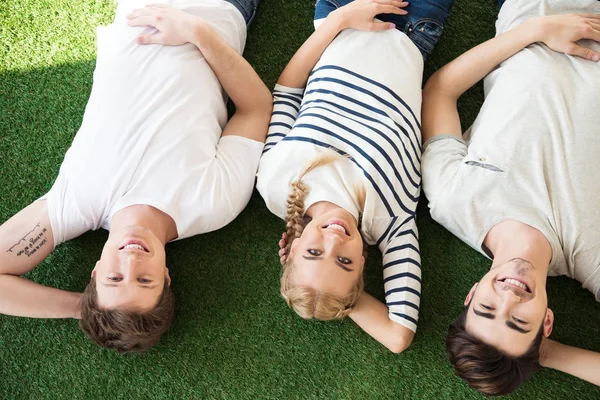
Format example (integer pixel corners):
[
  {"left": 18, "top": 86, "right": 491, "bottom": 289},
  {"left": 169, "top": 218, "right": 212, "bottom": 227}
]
[
  {"left": 288, "top": 207, "right": 365, "bottom": 297},
  {"left": 464, "top": 258, "right": 554, "bottom": 357},
  {"left": 92, "top": 225, "right": 171, "bottom": 312}
]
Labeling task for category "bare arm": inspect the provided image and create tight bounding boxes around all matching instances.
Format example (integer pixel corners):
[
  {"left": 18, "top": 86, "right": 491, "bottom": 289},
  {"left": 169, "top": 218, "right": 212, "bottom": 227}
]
[
  {"left": 422, "top": 14, "right": 600, "bottom": 143},
  {"left": 127, "top": 4, "right": 273, "bottom": 142},
  {"left": 349, "top": 292, "right": 414, "bottom": 353},
  {"left": 278, "top": 0, "right": 407, "bottom": 88},
  {"left": 540, "top": 338, "right": 600, "bottom": 386},
  {"left": 0, "top": 200, "right": 81, "bottom": 318}
]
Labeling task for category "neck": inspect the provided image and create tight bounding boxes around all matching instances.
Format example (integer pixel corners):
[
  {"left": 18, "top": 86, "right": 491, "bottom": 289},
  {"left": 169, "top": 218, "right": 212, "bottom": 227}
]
[
  {"left": 484, "top": 220, "right": 552, "bottom": 275},
  {"left": 110, "top": 205, "right": 178, "bottom": 245}
]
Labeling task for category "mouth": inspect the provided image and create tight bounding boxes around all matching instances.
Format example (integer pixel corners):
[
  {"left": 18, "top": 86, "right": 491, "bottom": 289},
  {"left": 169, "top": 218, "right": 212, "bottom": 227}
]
[
  {"left": 119, "top": 240, "right": 149, "bottom": 253},
  {"left": 497, "top": 277, "right": 531, "bottom": 293},
  {"left": 322, "top": 220, "right": 350, "bottom": 236}
]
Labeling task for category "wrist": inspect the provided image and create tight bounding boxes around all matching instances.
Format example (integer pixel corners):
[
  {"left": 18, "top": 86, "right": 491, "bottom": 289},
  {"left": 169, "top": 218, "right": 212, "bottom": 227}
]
[
  {"left": 72, "top": 292, "right": 82, "bottom": 319},
  {"left": 326, "top": 8, "right": 348, "bottom": 32},
  {"left": 190, "top": 18, "right": 215, "bottom": 49},
  {"left": 522, "top": 16, "right": 547, "bottom": 45}
]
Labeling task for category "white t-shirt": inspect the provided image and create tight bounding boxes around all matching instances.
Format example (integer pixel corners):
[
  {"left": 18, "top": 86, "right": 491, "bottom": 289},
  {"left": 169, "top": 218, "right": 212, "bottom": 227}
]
[
  {"left": 45, "top": 0, "right": 264, "bottom": 246},
  {"left": 422, "top": 0, "right": 600, "bottom": 301},
  {"left": 257, "top": 24, "right": 424, "bottom": 331}
]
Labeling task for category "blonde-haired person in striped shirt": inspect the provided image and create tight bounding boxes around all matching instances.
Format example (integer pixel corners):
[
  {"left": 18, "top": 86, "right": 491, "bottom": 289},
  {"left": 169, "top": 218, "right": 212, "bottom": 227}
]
[{"left": 256, "top": 0, "right": 453, "bottom": 352}]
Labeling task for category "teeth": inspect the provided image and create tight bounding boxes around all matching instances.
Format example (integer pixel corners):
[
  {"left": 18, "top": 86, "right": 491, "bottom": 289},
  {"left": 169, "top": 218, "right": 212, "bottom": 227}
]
[
  {"left": 124, "top": 244, "right": 145, "bottom": 251},
  {"left": 504, "top": 278, "right": 528, "bottom": 292},
  {"left": 326, "top": 224, "right": 347, "bottom": 234}
]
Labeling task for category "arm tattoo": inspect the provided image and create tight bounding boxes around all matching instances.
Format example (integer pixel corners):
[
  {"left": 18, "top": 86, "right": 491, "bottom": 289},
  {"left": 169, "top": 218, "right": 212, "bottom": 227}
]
[{"left": 6, "top": 222, "right": 49, "bottom": 257}]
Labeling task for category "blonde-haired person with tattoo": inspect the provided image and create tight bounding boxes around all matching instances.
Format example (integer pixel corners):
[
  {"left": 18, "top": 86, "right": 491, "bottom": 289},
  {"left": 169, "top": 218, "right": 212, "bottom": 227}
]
[{"left": 256, "top": 0, "right": 454, "bottom": 352}]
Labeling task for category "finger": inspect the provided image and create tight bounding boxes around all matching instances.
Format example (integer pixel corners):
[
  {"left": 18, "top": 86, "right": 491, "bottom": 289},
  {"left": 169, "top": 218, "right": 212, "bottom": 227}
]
[
  {"left": 581, "top": 24, "right": 600, "bottom": 43},
  {"left": 377, "top": 4, "right": 409, "bottom": 15},
  {"left": 136, "top": 33, "right": 164, "bottom": 45},
  {"left": 278, "top": 248, "right": 286, "bottom": 257},
  {"left": 126, "top": 7, "right": 156, "bottom": 19},
  {"left": 374, "top": 0, "right": 409, "bottom": 8},
  {"left": 568, "top": 43, "right": 600, "bottom": 62},
  {"left": 127, "top": 15, "right": 160, "bottom": 27},
  {"left": 278, "top": 239, "right": 286, "bottom": 248},
  {"left": 369, "top": 21, "right": 396, "bottom": 31},
  {"left": 281, "top": 232, "right": 288, "bottom": 240}
]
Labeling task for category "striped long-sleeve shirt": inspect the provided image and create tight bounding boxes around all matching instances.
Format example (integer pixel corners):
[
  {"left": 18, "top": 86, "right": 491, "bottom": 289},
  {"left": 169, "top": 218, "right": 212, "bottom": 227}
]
[{"left": 256, "top": 27, "right": 424, "bottom": 332}]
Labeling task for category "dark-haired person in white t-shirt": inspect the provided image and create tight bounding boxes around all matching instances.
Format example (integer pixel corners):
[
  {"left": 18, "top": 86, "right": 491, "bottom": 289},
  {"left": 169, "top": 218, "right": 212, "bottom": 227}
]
[
  {"left": 0, "top": 0, "right": 271, "bottom": 353},
  {"left": 421, "top": 0, "right": 600, "bottom": 395}
]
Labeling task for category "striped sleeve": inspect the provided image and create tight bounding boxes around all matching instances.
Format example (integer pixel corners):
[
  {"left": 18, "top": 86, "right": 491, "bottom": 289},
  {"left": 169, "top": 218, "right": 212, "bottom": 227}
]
[
  {"left": 379, "top": 216, "right": 421, "bottom": 333},
  {"left": 263, "top": 84, "right": 304, "bottom": 154}
]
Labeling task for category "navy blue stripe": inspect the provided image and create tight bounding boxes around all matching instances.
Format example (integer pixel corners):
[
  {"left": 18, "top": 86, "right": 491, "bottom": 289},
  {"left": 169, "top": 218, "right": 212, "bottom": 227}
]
[
  {"left": 385, "top": 243, "right": 419, "bottom": 255},
  {"left": 299, "top": 113, "right": 419, "bottom": 201},
  {"left": 306, "top": 76, "right": 420, "bottom": 146},
  {"left": 386, "top": 215, "right": 416, "bottom": 243},
  {"left": 387, "top": 301, "right": 420, "bottom": 311},
  {"left": 396, "top": 229, "right": 418, "bottom": 240},
  {"left": 272, "top": 111, "right": 297, "bottom": 120},
  {"left": 294, "top": 123, "right": 417, "bottom": 214},
  {"left": 268, "top": 122, "right": 292, "bottom": 130},
  {"left": 273, "top": 100, "right": 300, "bottom": 112},
  {"left": 280, "top": 136, "right": 395, "bottom": 215},
  {"left": 303, "top": 90, "right": 421, "bottom": 161},
  {"left": 383, "top": 272, "right": 422, "bottom": 284},
  {"left": 300, "top": 106, "right": 421, "bottom": 185},
  {"left": 266, "top": 132, "right": 286, "bottom": 139},
  {"left": 377, "top": 216, "right": 398, "bottom": 246},
  {"left": 385, "top": 287, "right": 421, "bottom": 297},
  {"left": 383, "top": 258, "right": 422, "bottom": 270},
  {"left": 391, "top": 312, "right": 418, "bottom": 325},
  {"left": 310, "top": 65, "right": 421, "bottom": 132},
  {"left": 273, "top": 93, "right": 303, "bottom": 103}
]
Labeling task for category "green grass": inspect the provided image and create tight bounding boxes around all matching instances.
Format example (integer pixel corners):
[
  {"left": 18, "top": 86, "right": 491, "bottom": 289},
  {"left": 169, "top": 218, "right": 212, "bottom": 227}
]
[{"left": 1, "top": 0, "right": 599, "bottom": 398}]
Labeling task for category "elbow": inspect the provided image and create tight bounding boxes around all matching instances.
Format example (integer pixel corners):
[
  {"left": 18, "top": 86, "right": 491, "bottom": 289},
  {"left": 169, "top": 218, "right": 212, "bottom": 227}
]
[
  {"left": 386, "top": 329, "right": 415, "bottom": 354},
  {"left": 255, "top": 86, "right": 274, "bottom": 117}
]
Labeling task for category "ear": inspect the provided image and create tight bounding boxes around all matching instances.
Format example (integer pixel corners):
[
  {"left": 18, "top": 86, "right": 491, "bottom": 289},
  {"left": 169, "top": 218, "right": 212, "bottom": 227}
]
[
  {"left": 543, "top": 308, "right": 554, "bottom": 337},
  {"left": 464, "top": 283, "right": 479, "bottom": 306},
  {"left": 289, "top": 237, "right": 299, "bottom": 256},
  {"left": 165, "top": 267, "right": 172, "bottom": 286},
  {"left": 91, "top": 261, "right": 99, "bottom": 278}
]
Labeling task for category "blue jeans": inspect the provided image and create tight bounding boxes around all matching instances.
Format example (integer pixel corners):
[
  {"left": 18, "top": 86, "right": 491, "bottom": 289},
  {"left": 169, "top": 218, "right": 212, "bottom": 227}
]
[
  {"left": 315, "top": 0, "right": 455, "bottom": 59},
  {"left": 223, "top": 0, "right": 259, "bottom": 25}
]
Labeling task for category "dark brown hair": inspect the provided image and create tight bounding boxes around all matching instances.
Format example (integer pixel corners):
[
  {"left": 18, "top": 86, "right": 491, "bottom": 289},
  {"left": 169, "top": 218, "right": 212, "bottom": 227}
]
[
  {"left": 79, "top": 277, "right": 175, "bottom": 353},
  {"left": 446, "top": 305, "right": 544, "bottom": 396}
]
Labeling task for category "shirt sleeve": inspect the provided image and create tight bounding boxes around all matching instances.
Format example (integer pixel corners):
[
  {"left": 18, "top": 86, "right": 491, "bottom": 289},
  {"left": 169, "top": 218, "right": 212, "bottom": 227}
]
[
  {"left": 262, "top": 84, "right": 304, "bottom": 154},
  {"left": 203, "top": 135, "right": 264, "bottom": 232},
  {"left": 378, "top": 216, "right": 421, "bottom": 333},
  {"left": 421, "top": 135, "right": 467, "bottom": 208}
]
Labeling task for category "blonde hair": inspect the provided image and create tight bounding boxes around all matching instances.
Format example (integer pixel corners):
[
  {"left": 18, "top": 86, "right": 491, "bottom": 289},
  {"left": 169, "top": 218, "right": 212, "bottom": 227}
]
[{"left": 280, "top": 151, "right": 366, "bottom": 321}]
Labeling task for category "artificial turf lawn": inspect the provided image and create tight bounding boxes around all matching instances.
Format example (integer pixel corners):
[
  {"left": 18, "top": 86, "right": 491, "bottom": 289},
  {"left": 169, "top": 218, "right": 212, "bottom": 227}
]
[{"left": 1, "top": 0, "right": 599, "bottom": 398}]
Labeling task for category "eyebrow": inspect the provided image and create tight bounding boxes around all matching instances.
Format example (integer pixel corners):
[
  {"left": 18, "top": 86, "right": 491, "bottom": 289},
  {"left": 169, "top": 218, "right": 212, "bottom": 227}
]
[
  {"left": 101, "top": 283, "right": 158, "bottom": 290},
  {"left": 301, "top": 255, "right": 354, "bottom": 272},
  {"left": 473, "top": 309, "right": 495, "bottom": 319},
  {"left": 505, "top": 320, "right": 531, "bottom": 334}
]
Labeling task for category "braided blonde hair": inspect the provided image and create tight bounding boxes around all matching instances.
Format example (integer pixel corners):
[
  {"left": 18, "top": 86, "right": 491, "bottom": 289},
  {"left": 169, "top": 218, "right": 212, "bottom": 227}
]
[{"left": 280, "top": 151, "right": 367, "bottom": 321}]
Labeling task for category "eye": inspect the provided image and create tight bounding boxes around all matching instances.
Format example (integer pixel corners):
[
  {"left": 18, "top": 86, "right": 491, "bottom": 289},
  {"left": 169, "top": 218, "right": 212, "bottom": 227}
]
[
  {"left": 307, "top": 249, "right": 322, "bottom": 256},
  {"left": 513, "top": 316, "right": 527, "bottom": 324},
  {"left": 108, "top": 276, "right": 122, "bottom": 282},
  {"left": 480, "top": 304, "right": 494, "bottom": 310},
  {"left": 138, "top": 278, "right": 153, "bottom": 284},
  {"left": 337, "top": 257, "right": 352, "bottom": 265}
]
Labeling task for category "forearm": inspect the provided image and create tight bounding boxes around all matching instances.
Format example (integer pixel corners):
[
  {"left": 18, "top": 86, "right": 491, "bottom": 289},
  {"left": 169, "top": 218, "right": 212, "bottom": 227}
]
[
  {"left": 425, "top": 18, "right": 544, "bottom": 99},
  {"left": 0, "top": 275, "right": 81, "bottom": 318},
  {"left": 541, "top": 338, "right": 600, "bottom": 386},
  {"left": 277, "top": 14, "right": 345, "bottom": 88},
  {"left": 191, "top": 23, "right": 271, "bottom": 114},
  {"left": 349, "top": 292, "right": 414, "bottom": 353}
]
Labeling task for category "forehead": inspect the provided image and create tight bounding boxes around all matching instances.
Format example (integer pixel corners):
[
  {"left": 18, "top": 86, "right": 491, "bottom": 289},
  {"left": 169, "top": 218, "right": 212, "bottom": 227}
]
[
  {"left": 292, "top": 257, "right": 355, "bottom": 295},
  {"left": 465, "top": 306, "right": 534, "bottom": 357},
  {"left": 96, "top": 283, "right": 163, "bottom": 311}
]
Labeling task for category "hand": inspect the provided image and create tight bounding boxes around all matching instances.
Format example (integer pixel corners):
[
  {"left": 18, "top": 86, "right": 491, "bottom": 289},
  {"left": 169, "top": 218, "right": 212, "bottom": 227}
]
[
  {"left": 278, "top": 232, "right": 289, "bottom": 265},
  {"left": 533, "top": 14, "right": 600, "bottom": 61},
  {"left": 126, "top": 4, "right": 205, "bottom": 46},
  {"left": 331, "top": 0, "right": 409, "bottom": 32}
]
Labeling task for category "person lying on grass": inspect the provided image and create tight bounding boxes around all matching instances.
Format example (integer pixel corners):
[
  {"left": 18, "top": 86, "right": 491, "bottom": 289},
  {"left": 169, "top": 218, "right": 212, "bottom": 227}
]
[
  {"left": 255, "top": 0, "right": 454, "bottom": 353},
  {"left": 421, "top": 0, "right": 600, "bottom": 394},
  {"left": 0, "top": 0, "right": 270, "bottom": 353}
]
